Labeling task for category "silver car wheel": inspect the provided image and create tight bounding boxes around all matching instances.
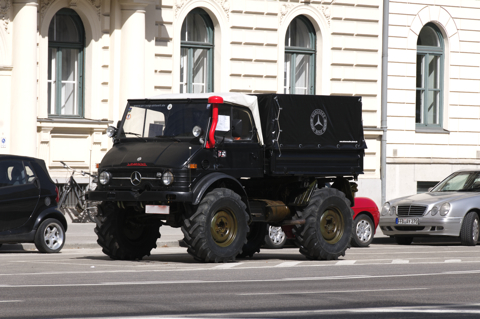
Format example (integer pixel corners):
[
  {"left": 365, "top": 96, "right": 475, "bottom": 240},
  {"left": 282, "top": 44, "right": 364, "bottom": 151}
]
[
  {"left": 43, "top": 223, "right": 64, "bottom": 250},
  {"left": 473, "top": 218, "right": 479, "bottom": 242},
  {"left": 356, "top": 219, "right": 372, "bottom": 243},
  {"left": 269, "top": 226, "right": 286, "bottom": 245}
]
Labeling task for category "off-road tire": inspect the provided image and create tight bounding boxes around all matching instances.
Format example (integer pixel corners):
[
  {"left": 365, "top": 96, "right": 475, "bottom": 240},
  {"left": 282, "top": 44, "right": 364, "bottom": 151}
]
[
  {"left": 95, "top": 202, "right": 160, "bottom": 260},
  {"left": 460, "top": 211, "right": 480, "bottom": 246},
  {"left": 293, "top": 188, "right": 353, "bottom": 260},
  {"left": 394, "top": 236, "right": 413, "bottom": 245},
  {"left": 238, "top": 222, "right": 267, "bottom": 258},
  {"left": 181, "top": 188, "right": 249, "bottom": 262},
  {"left": 351, "top": 214, "right": 374, "bottom": 247}
]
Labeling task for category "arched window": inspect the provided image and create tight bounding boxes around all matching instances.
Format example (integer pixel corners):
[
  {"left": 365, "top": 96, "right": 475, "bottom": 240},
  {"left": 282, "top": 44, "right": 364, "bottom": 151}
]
[
  {"left": 416, "top": 23, "right": 444, "bottom": 128},
  {"left": 48, "top": 8, "right": 85, "bottom": 117},
  {"left": 180, "top": 9, "right": 213, "bottom": 93},
  {"left": 284, "top": 16, "right": 316, "bottom": 95}
]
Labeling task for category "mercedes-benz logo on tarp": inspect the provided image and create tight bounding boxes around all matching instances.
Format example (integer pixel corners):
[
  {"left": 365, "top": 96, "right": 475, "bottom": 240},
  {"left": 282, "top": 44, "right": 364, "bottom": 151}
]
[
  {"left": 310, "top": 109, "right": 327, "bottom": 136},
  {"left": 130, "top": 171, "right": 142, "bottom": 186}
]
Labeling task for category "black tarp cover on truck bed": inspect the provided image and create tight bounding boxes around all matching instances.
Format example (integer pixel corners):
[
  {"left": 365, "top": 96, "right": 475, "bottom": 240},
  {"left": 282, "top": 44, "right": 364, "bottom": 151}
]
[{"left": 254, "top": 94, "right": 367, "bottom": 151}]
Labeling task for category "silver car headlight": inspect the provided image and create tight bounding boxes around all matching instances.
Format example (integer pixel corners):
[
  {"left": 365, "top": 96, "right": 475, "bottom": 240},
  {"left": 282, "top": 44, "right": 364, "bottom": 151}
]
[
  {"left": 381, "top": 202, "right": 390, "bottom": 216},
  {"left": 390, "top": 206, "right": 397, "bottom": 216},
  {"left": 430, "top": 206, "right": 439, "bottom": 216},
  {"left": 440, "top": 202, "right": 451, "bottom": 216},
  {"left": 162, "top": 171, "right": 174, "bottom": 186},
  {"left": 99, "top": 171, "right": 112, "bottom": 185}
]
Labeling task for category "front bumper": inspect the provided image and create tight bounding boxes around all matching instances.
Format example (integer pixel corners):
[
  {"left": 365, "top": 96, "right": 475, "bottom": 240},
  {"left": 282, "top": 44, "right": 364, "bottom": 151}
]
[
  {"left": 86, "top": 190, "right": 193, "bottom": 203},
  {"left": 379, "top": 216, "right": 463, "bottom": 237}
]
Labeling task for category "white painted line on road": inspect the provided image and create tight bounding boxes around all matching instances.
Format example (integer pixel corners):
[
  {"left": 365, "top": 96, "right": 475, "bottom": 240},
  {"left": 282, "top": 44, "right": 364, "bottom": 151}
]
[
  {"left": 391, "top": 259, "right": 409, "bottom": 264},
  {"left": 445, "top": 259, "right": 462, "bottom": 263},
  {"left": 336, "top": 260, "right": 356, "bottom": 265},
  {"left": 0, "top": 300, "right": 23, "bottom": 303},
  {"left": 213, "top": 263, "right": 242, "bottom": 269},
  {"left": 237, "top": 287, "right": 428, "bottom": 296},
  {"left": 274, "top": 261, "right": 302, "bottom": 267}
]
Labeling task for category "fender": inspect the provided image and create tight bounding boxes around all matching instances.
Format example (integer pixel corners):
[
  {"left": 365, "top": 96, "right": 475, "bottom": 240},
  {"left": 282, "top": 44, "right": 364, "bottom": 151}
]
[
  {"left": 33, "top": 207, "right": 68, "bottom": 232},
  {"left": 192, "top": 172, "right": 251, "bottom": 219}
]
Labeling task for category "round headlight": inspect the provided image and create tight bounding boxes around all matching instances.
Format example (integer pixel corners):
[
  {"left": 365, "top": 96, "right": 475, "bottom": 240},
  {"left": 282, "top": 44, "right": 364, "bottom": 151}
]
[
  {"left": 389, "top": 206, "right": 397, "bottom": 216},
  {"left": 107, "top": 126, "right": 117, "bottom": 138},
  {"left": 192, "top": 126, "right": 202, "bottom": 138},
  {"left": 162, "top": 171, "right": 174, "bottom": 186},
  {"left": 430, "top": 206, "right": 439, "bottom": 216},
  {"left": 99, "top": 171, "right": 112, "bottom": 185},
  {"left": 440, "top": 202, "right": 451, "bottom": 216},
  {"left": 381, "top": 202, "right": 390, "bottom": 216}
]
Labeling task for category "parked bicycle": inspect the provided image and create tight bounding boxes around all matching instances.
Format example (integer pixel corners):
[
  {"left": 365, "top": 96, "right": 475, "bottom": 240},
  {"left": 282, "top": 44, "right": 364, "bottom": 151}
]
[{"left": 57, "top": 161, "right": 98, "bottom": 223}]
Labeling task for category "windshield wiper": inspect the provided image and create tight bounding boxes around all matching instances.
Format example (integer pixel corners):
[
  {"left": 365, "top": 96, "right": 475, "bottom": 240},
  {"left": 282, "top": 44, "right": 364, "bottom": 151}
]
[
  {"left": 155, "top": 136, "right": 181, "bottom": 142},
  {"left": 124, "top": 132, "right": 147, "bottom": 142}
]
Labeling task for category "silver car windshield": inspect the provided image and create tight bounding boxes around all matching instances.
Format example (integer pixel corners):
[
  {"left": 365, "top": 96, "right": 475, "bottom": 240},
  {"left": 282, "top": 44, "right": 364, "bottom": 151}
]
[
  {"left": 120, "top": 102, "right": 210, "bottom": 139},
  {"left": 432, "top": 172, "right": 480, "bottom": 192}
]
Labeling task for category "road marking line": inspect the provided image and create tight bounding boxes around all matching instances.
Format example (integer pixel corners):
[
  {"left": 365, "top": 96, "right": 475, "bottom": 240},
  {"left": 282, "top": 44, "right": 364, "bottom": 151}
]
[
  {"left": 213, "top": 263, "right": 242, "bottom": 269},
  {"left": 274, "top": 262, "right": 302, "bottom": 267},
  {"left": 238, "top": 287, "right": 428, "bottom": 296},
  {"left": 391, "top": 259, "right": 409, "bottom": 264},
  {"left": 445, "top": 259, "right": 462, "bottom": 263},
  {"left": 0, "top": 300, "right": 23, "bottom": 303},
  {"left": 336, "top": 260, "right": 356, "bottom": 265}
]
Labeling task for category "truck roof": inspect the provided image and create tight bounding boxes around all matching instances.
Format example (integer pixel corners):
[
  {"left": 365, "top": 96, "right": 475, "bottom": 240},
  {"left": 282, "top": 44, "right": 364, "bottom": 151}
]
[{"left": 144, "top": 93, "right": 264, "bottom": 145}]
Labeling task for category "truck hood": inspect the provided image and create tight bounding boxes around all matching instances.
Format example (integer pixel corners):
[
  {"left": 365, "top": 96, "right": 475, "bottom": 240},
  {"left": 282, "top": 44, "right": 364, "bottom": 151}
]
[
  {"left": 391, "top": 191, "right": 480, "bottom": 206},
  {"left": 101, "top": 141, "right": 201, "bottom": 169}
]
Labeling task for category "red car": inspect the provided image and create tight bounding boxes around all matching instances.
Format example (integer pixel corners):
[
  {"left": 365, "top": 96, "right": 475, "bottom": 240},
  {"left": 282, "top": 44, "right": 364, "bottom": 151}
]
[{"left": 264, "top": 197, "right": 380, "bottom": 249}]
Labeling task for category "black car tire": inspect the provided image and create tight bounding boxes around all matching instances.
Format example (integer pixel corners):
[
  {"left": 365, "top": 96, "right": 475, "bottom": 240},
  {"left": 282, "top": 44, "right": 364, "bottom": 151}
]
[
  {"left": 264, "top": 225, "right": 287, "bottom": 249},
  {"left": 237, "top": 222, "right": 266, "bottom": 258},
  {"left": 351, "top": 214, "right": 374, "bottom": 247},
  {"left": 394, "top": 236, "right": 413, "bottom": 245},
  {"left": 34, "top": 218, "right": 66, "bottom": 253},
  {"left": 182, "top": 188, "right": 249, "bottom": 262},
  {"left": 95, "top": 202, "right": 160, "bottom": 260},
  {"left": 460, "top": 211, "right": 480, "bottom": 246},
  {"left": 293, "top": 188, "right": 353, "bottom": 260}
]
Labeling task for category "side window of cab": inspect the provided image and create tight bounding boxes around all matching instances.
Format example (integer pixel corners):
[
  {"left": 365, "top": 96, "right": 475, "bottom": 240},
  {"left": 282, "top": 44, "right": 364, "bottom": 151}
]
[
  {"left": 0, "top": 160, "right": 32, "bottom": 187},
  {"left": 215, "top": 105, "right": 254, "bottom": 142}
]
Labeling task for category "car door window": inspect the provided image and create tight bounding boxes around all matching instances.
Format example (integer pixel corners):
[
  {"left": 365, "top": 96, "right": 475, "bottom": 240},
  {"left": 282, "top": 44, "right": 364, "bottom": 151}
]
[
  {"left": 24, "top": 162, "right": 37, "bottom": 184},
  {"left": 0, "top": 160, "right": 28, "bottom": 187}
]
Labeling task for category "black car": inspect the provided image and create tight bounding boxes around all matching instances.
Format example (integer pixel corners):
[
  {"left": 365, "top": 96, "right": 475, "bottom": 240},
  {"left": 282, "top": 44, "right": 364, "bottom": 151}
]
[{"left": 0, "top": 155, "right": 67, "bottom": 253}]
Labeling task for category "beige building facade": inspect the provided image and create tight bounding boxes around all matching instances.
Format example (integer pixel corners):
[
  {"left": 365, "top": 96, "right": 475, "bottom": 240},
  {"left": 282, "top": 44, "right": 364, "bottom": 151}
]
[
  {"left": 386, "top": 1, "right": 480, "bottom": 202},
  {"left": 0, "top": 0, "right": 384, "bottom": 203}
]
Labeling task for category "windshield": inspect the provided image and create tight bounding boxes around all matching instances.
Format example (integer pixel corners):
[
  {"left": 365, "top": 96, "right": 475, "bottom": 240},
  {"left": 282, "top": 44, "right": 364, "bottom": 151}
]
[
  {"left": 120, "top": 102, "right": 210, "bottom": 139},
  {"left": 432, "top": 172, "right": 480, "bottom": 192}
]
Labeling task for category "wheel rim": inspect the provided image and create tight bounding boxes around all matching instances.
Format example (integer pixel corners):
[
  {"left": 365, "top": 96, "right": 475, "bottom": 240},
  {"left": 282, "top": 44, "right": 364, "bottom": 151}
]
[
  {"left": 473, "top": 218, "right": 479, "bottom": 242},
  {"left": 319, "top": 208, "right": 344, "bottom": 244},
  {"left": 210, "top": 209, "right": 237, "bottom": 247},
  {"left": 269, "top": 226, "right": 285, "bottom": 245},
  {"left": 43, "top": 223, "right": 64, "bottom": 250},
  {"left": 356, "top": 219, "right": 372, "bottom": 243}
]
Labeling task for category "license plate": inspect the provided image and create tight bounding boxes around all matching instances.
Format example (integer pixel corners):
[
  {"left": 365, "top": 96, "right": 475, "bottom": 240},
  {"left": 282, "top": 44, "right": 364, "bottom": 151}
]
[
  {"left": 146, "top": 205, "right": 169, "bottom": 214},
  {"left": 396, "top": 218, "right": 419, "bottom": 225}
]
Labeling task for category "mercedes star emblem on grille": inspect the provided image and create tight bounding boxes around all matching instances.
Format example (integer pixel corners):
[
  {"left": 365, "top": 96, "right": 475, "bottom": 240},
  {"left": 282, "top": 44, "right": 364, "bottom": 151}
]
[{"left": 130, "top": 171, "right": 142, "bottom": 186}]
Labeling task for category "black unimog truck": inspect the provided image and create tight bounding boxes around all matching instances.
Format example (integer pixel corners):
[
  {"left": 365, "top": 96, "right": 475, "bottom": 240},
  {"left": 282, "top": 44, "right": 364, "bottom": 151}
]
[{"left": 87, "top": 93, "right": 366, "bottom": 262}]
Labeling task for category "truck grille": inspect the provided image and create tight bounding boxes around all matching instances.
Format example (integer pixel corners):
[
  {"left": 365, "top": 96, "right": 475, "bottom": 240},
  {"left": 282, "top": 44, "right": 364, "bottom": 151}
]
[{"left": 397, "top": 205, "right": 426, "bottom": 217}]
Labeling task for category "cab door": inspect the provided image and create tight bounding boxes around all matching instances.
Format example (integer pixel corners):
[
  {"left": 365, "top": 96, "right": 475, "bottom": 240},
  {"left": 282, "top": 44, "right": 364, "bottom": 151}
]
[{"left": 0, "top": 160, "right": 40, "bottom": 232}]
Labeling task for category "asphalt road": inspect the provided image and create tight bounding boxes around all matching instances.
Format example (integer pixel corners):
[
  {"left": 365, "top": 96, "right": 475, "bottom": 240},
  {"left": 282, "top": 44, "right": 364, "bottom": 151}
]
[{"left": 1, "top": 241, "right": 480, "bottom": 319}]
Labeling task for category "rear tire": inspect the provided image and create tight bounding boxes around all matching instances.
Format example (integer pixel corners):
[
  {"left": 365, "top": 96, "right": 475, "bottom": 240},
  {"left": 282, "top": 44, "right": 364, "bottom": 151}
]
[
  {"left": 394, "top": 236, "right": 413, "bottom": 245},
  {"left": 182, "top": 188, "right": 249, "bottom": 262},
  {"left": 34, "top": 218, "right": 65, "bottom": 253},
  {"left": 95, "top": 202, "right": 160, "bottom": 260},
  {"left": 293, "top": 188, "right": 353, "bottom": 260},
  {"left": 460, "top": 211, "right": 479, "bottom": 246},
  {"left": 351, "top": 215, "right": 374, "bottom": 247}
]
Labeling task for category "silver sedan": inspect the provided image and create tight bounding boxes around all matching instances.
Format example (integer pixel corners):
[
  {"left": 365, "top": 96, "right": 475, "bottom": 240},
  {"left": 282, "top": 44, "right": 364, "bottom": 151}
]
[{"left": 379, "top": 170, "right": 480, "bottom": 246}]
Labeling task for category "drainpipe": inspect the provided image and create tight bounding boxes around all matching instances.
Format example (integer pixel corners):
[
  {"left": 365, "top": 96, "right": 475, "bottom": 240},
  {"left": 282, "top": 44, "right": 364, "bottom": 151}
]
[{"left": 381, "top": 0, "right": 389, "bottom": 205}]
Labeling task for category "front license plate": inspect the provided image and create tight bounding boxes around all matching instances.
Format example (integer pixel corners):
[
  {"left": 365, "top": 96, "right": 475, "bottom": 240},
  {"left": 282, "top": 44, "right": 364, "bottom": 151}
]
[
  {"left": 146, "top": 205, "right": 169, "bottom": 214},
  {"left": 396, "top": 218, "right": 419, "bottom": 225}
]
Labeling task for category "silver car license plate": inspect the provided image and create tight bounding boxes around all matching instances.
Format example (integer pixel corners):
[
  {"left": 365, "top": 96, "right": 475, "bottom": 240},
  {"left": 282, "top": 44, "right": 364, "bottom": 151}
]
[{"left": 396, "top": 218, "right": 419, "bottom": 225}]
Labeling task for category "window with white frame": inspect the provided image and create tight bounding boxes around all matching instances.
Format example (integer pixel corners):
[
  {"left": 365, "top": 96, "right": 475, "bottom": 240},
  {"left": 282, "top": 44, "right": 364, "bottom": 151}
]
[
  {"left": 180, "top": 9, "right": 213, "bottom": 93},
  {"left": 48, "top": 8, "right": 85, "bottom": 117},
  {"left": 416, "top": 23, "right": 444, "bottom": 129},
  {"left": 284, "top": 16, "right": 316, "bottom": 95}
]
